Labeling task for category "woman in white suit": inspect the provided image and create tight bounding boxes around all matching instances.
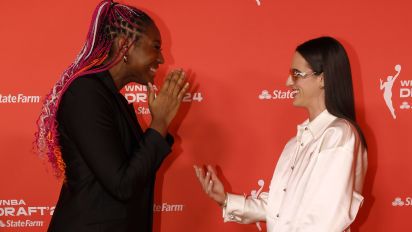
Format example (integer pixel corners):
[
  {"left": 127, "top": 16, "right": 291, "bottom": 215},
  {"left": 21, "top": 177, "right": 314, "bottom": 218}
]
[{"left": 194, "top": 36, "right": 367, "bottom": 232}]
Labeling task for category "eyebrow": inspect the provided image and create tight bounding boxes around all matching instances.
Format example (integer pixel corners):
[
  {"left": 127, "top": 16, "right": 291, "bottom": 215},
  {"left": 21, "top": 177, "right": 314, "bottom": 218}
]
[
  {"left": 152, "top": 39, "right": 161, "bottom": 44},
  {"left": 291, "top": 68, "right": 303, "bottom": 72}
]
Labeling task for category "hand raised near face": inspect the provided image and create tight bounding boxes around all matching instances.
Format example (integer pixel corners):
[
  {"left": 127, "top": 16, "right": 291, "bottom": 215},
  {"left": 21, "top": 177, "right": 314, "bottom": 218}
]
[{"left": 147, "top": 69, "right": 189, "bottom": 136}]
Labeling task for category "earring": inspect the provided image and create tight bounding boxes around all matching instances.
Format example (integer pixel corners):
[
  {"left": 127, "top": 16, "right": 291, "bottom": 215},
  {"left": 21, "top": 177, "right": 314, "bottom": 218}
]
[{"left": 123, "top": 55, "right": 128, "bottom": 63}]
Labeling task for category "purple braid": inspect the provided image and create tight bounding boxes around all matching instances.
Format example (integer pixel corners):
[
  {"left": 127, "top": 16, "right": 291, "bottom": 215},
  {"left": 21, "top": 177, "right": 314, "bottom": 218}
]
[{"left": 34, "top": 0, "right": 154, "bottom": 179}]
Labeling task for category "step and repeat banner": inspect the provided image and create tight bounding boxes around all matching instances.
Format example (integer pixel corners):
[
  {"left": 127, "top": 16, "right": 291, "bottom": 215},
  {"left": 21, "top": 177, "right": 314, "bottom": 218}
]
[{"left": 1, "top": 0, "right": 411, "bottom": 231}]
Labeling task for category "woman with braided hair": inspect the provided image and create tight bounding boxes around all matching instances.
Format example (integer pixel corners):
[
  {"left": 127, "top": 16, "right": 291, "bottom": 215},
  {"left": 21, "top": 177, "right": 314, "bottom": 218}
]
[{"left": 35, "top": 1, "right": 189, "bottom": 231}]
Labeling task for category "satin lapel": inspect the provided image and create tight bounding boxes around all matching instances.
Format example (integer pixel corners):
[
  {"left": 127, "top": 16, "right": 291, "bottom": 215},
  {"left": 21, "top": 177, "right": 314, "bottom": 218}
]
[{"left": 96, "top": 71, "right": 143, "bottom": 141}]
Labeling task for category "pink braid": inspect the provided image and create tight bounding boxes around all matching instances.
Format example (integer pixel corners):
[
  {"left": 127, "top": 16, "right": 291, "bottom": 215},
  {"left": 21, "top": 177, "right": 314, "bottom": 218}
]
[{"left": 34, "top": 0, "right": 154, "bottom": 179}]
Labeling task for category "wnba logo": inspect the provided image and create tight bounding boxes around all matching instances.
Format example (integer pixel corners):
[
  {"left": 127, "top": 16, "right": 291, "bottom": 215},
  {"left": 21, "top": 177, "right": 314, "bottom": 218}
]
[
  {"left": 380, "top": 64, "right": 401, "bottom": 119},
  {"left": 250, "top": 179, "right": 265, "bottom": 231},
  {"left": 380, "top": 64, "right": 412, "bottom": 119}
]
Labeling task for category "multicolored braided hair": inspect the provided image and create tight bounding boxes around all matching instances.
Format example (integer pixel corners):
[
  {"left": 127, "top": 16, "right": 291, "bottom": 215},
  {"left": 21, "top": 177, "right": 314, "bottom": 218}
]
[{"left": 34, "top": 0, "right": 155, "bottom": 179}]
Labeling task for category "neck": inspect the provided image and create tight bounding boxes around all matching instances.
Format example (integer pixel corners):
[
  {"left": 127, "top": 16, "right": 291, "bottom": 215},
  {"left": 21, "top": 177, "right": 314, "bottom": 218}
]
[
  {"left": 307, "top": 101, "right": 326, "bottom": 121},
  {"left": 109, "top": 62, "right": 129, "bottom": 91}
]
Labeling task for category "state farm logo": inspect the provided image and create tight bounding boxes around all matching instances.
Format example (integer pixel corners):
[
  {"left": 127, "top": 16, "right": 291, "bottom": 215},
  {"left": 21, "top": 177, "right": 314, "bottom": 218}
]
[
  {"left": 0, "top": 220, "right": 6, "bottom": 227},
  {"left": 380, "top": 64, "right": 412, "bottom": 119},
  {"left": 0, "top": 93, "right": 41, "bottom": 104},
  {"left": 123, "top": 84, "right": 204, "bottom": 115},
  {"left": 153, "top": 203, "right": 184, "bottom": 212},
  {"left": 258, "top": 89, "right": 293, "bottom": 100},
  {"left": 392, "top": 197, "right": 412, "bottom": 207}
]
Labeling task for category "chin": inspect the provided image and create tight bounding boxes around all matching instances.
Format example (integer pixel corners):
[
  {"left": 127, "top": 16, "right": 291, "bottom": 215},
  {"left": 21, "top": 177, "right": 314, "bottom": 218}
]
[
  {"left": 146, "top": 75, "right": 155, "bottom": 84},
  {"left": 292, "top": 100, "right": 303, "bottom": 107},
  {"left": 292, "top": 98, "right": 298, "bottom": 105},
  {"left": 136, "top": 78, "right": 151, "bottom": 85}
]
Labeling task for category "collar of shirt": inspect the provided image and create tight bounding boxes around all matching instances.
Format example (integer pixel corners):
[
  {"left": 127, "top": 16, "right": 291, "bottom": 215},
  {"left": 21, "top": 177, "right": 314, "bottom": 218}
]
[{"left": 296, "top": 110, "right": 337, "bottom": 141}]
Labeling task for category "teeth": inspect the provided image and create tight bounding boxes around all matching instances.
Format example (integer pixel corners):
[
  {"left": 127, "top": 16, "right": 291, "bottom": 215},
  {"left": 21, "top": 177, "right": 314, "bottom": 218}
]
[
  {"left": 150, "top": 67, "right": 157, "bottom": 73},
  {"left": 291, "top": 89, "right": 299, "bottom": 98}
]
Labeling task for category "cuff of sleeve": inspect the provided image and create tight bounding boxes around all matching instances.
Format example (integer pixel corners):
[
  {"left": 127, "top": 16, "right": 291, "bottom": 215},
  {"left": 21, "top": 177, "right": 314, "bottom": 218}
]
[
  {"left": 223, "top": 193, "right": 245, "bottom": 222},
  {"left": 165, "top": 133, "right": 174, "bottom": 146},
  {"left": 145, "top": 128, "right": 173, "bottom": 157}
]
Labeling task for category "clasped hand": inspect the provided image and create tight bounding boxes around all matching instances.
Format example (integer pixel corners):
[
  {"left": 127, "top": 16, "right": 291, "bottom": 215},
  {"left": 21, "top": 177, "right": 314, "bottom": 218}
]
[{"left": 148, "top": 69, "right": 189, "bottom": 136}]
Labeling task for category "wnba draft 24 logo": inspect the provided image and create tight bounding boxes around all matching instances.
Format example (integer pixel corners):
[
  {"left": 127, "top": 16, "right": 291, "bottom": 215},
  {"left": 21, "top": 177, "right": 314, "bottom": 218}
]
[
  {"left": 123, "top": 84, "right": 204, "bottom": 115},
  {"left": 380, "top": 64, "right": 412, "bottom": 119}
]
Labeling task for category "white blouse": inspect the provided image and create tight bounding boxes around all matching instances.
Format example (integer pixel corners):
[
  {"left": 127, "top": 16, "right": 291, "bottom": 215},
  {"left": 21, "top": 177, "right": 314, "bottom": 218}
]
[{"left": 223, "top": 110, "right": 368, "bottom": 232}]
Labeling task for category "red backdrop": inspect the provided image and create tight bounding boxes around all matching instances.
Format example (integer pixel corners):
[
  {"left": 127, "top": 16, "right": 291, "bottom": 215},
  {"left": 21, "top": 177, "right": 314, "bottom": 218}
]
[{"left": 1, "top": 0, "right": 411, "bottom": 231}]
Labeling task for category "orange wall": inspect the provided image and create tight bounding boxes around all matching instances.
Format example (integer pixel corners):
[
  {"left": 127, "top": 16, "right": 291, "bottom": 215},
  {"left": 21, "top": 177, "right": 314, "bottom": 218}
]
[{"left": 1, "top": 0, "right": 411, "bottom": 231}]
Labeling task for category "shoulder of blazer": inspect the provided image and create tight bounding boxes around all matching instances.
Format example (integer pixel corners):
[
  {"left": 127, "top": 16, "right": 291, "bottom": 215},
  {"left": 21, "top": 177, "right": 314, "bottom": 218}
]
[
  {"left": 68, "top": 73, "right": 107, "bottom": 91},
  {"left": 62, "top": 73, "right": 116, "bottom": 103}
]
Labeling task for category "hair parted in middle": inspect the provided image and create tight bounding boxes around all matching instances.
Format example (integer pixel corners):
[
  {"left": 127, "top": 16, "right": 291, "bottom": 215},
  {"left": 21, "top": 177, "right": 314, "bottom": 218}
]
[{"left": 296, "top": 36, "right": 367, "bottom": 148}]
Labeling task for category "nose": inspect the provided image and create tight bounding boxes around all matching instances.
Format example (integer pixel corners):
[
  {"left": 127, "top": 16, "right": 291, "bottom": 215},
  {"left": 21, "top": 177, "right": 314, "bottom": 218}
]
[
  {"left": 157, "top": 52, "right": 165, "bottom": 64},
  {"left": 286, "top": 75, "right": 294, "bottom": 87}
]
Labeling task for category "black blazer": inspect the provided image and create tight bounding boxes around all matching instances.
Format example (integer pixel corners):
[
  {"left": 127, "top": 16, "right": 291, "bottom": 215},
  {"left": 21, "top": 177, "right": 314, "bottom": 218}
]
[{"left": 48, "top": 71, "right": 173, "bottom": 232}]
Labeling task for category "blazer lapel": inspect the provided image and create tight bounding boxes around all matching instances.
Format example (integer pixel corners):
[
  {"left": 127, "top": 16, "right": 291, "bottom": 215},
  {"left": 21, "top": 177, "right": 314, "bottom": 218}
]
[
  {"left": 97, "top": 71, "right": 144, "bottom": 141},
  {"left": 115, "top": 92, "right": 144, "bottom": 136}
]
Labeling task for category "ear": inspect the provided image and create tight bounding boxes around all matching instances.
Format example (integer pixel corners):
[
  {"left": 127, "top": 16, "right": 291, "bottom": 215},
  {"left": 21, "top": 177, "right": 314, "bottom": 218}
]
[
  {"left": 116, "top": 36, "right": 126, "bottom": 48},
  {"left": 114, "top": 35, "right": 133, "bottom": 54},
  {"left": 319, "top": 74, "right": 325, "bottom": 89},
  {"left": 125, "top": 36, "right": 146, "bottom": 59},
  {"left": 111, "top": 36, "right": 125, "bottom": 54}
]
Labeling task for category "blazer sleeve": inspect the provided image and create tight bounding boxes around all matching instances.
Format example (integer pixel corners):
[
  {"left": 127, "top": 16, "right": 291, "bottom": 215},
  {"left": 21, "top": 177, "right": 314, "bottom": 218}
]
[{"left": 58, "top": 78, "right": 172, "bottom": 201}]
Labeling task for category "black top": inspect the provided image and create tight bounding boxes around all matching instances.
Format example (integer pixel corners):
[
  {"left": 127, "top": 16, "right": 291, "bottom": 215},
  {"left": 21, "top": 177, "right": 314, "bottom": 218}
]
[{"left": 48, "top": 71, "right": 173, "bottom": 232}]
